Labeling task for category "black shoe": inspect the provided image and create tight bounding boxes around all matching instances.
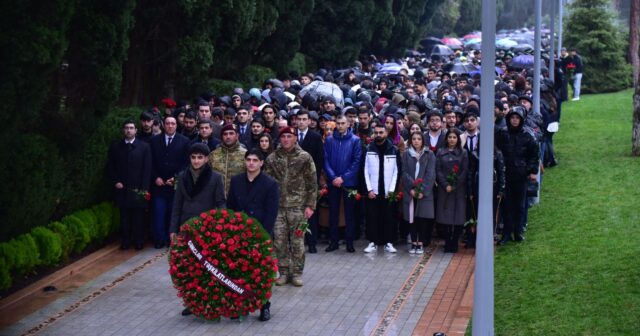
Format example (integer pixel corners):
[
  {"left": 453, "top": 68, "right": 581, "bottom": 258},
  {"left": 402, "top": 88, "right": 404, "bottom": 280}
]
[
  {"left": 346, "top": 243, "right": 355, "bottom": 253},
  {"left": 134, "top": 243, "right": 144, "bottom": 251},
  {"left": 514, "top": 234, "right": 525, "bottom": 242},
  {"left": 259, "top": 302, "right": 271, "bottom": 321},
  {"left": 181, "top": 308, "right": 192, "bottom": 316},
  {"left": 154, "top": 242, "right": 164, "bottom": 249},
  {"left": 497, "top": 238, "right": 511, "bottom": 246},
  {"left": 308, "top": 245, "right": 317, "bottom": 253},
  {"left": 120, "top": 243, "right": 130, "bottom": 250},
  {"left": 325, "top": 242, "right": 339, "bottom": 252}
]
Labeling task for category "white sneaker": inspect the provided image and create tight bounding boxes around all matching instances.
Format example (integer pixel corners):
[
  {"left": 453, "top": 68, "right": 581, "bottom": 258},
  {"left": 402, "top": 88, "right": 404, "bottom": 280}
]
[
  {"left": 364, "top": 242, "right": 377, "bottom": 253},
  {"left": 408, "top": 246, "right": 416, "bottom": 254},
  {"left": 415, "top": 246, "right": 424, "bottom": 254},
  {"left": 572, "top": 97, "right": 580, "bottom": 101},
  {"left": 384, "top": 243, "right": 397, "bottom": 253}
]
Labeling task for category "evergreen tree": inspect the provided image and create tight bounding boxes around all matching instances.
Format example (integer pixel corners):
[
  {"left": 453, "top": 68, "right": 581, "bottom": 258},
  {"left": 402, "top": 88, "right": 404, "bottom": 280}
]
[
  {"left": 454, "top": 0, "right": 481, "bottom": 36},
  {"left": 565, "top": 0, "right": 631, "bottom": 92}
]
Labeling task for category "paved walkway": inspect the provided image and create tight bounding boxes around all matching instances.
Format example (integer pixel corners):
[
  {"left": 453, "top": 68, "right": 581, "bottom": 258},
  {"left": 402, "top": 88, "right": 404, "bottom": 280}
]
[{"left": 1, "top": 240, "right": 475, "bottom": 336}]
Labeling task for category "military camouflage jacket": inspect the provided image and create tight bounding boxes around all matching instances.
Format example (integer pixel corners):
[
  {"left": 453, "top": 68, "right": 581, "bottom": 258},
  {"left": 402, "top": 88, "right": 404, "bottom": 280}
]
[
  {"left": 264, "top": 144, "right": 317, "bottom": 210},
  {"left": 209, "top": 141, "right": 247, "bottom": 196}
]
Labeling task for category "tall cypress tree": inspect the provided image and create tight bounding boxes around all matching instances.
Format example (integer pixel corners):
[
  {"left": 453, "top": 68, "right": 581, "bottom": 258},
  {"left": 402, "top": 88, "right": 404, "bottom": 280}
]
[{"left": 565, "top": 0, "right": 631, "bottom": 92}]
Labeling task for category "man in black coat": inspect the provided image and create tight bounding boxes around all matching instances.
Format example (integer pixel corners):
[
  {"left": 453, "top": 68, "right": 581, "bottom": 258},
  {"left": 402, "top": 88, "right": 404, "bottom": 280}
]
[
  {"left": 296, "top": 109, "right": 324, "bottom": 253},
  {"left": 496, "top": 106, "right": 539, "bottom": 245},
  {"left": 149, "top": 115, "right": 190, "bottom": 248},
  {"left": 227, "top": 148, "right": 280, "bottom": 322},
  {"left": 107, "top": 119, "right": 152, "bottom": 250}
]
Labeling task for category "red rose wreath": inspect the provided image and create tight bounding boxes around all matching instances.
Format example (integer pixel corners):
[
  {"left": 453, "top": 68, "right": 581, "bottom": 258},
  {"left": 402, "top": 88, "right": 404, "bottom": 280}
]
[{"left": 168, "top": 209, "right": 277, "bottom": 320}]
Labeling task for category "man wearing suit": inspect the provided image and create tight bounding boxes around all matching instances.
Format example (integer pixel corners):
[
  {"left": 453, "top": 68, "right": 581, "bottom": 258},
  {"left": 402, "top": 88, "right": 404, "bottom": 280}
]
[
  {"left": 107, "top": 119, "right": 152, "bottom": 250},
  {"left": 227, "top": 148, "right": 279, "bottom": 322},
  {"left": 149, "top": 115, "right": 190, "bottom": 248},
  {"left": 236, "top": 105, "right": 252, "bottom": 147},
  {"left": 191, "top": 119, "right": 220, "bottom": 152},
  {"left": 296, "top": 109, "right": 324, "bottom": 253},
  {"left": 425, "top": 111, "right": 447, "bottom": 153},
  {"left": 460, "top": 111, "right": 480, "bottom": 248}
]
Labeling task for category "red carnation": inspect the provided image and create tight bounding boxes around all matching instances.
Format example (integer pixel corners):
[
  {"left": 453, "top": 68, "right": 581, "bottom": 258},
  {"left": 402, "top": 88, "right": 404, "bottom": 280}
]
[
  {"left": 453, "top": 164, "right": 460, "bottom": 174},
  {"left": 354, "top": 193, "right": 362, "bottom": 201},
  {"left": 144, "top": 192, "right": 151, "bottom": 201}
]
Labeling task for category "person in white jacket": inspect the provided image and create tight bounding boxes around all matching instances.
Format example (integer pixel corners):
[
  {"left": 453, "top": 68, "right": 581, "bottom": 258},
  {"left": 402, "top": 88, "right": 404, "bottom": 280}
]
[{"left": 363, "top": 124, "right": 402, "bottom": 253}]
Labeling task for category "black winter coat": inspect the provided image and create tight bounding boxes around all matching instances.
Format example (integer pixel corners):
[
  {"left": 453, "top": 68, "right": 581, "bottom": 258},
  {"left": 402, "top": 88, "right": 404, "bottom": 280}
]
[
  {"left": 227, "top": 172, "right": 280, "bottom": 236},
  {"left": 149, "top": 133, "right": 190, "bottom": 197},
  {"left": 170, "top": 167, "right": 226, "bottom": 233},
  {"left": 496, "top": 123, "right": 539, "bottom": 183},
  {"left": 107, "top": 139, "right": 152, "bottom": 208}
]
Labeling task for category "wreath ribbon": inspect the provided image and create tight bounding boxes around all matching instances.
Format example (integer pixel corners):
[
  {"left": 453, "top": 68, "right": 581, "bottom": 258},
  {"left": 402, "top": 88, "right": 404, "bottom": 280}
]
[{"left": 185, "top": 236, "right": 255, "bottom": 299}]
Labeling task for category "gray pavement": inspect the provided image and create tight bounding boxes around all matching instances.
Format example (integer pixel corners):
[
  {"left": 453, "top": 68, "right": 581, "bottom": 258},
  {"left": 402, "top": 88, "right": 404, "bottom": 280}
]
[{"left": 3, "top": 241, "right": 452, "bottom": 336}]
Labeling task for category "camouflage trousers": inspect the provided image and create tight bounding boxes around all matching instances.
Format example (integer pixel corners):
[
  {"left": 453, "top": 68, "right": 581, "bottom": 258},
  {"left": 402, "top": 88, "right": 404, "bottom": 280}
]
[{"left": 274, "top": 207, "right": 305, "bottom": 277}]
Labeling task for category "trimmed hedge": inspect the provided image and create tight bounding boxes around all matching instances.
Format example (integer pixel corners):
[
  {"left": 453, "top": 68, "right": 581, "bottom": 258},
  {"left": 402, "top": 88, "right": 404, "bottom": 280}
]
[{"left": 0, "top": 202, "right": 118, "bottom": 291}]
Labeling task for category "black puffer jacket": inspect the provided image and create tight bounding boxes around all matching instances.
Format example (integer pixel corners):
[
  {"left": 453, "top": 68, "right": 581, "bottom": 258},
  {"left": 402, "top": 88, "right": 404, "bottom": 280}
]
[{"left": 496, "top": 107, "right": 539, "bottom": 182}]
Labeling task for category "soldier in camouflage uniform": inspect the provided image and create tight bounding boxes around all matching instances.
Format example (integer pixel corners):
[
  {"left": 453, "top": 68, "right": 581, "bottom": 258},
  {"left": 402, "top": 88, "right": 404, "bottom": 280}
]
[
  {"left": 264, "top": 126, "right": 317, "bottom": 287},
  {"left": 208, "top": 123, "right": 246, "bottom": 195}
]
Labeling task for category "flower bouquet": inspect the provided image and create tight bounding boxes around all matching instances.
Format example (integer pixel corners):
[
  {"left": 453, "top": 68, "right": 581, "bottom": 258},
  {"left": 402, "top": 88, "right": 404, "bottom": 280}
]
[
  {"left": 169, "top": 209, "right": 277, "bottom": 320},
  {"left": 411, "top": 178, "right": 424, "bottom": 198},
  {"left": 318, "top": 186, "right": 329, "bottom": 199},
  {"left": 387, "top": 190, "right": 403, "bottom": 203},
  {"left": 129, "top": 188, "right": 151, "bottom": 201},
  {"left": 345, "top": 188, "right": 362, "bottom": 201},
  {"left": 293, "top": 220, "right": 312, "bottom": 238},
  {"left": 446, "top": 164, "right": 460, "bottom": 191}
]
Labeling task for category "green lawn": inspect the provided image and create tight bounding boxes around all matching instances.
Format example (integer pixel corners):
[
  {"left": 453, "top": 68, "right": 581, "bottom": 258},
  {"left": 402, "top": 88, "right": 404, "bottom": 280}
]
[{"left": 494, "top": 89, "right": 640, "bottom": 335}]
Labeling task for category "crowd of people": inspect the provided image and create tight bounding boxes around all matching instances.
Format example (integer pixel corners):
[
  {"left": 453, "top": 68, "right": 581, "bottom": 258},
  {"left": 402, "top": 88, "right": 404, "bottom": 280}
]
[{"left": 107, "top": 48, "right": 573, "bottom": 321}]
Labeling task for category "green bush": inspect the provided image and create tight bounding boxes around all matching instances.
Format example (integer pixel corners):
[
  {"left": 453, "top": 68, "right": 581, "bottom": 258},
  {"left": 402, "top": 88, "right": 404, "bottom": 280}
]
[
  {"left": 284, "top": 53, "right": 308, "bottom": 78},
  {"left": 205, "top": 79, "right": 244, "bottom": 97},
  {"left": 62, "top": 214, "right": 91, "bottom": 254},
  {"left": 30, "top": 227, "right": 62, "bottom": 266},
  {"left": 7, "top": 234, "right": 40, "bottom": 276},
  {"left": 48, "top": 221, "right": 73, "bottom": 261},
  {"left": 74, "top": 209, "right": 99, "bottom": 242},
  {"left": 110, "top": 205, "right": 121, "bottom": 235},
  {"left": 64, "top": 107, "right": 140, "bottom": 213},
  {"left": 92, "top": 202, "right": 114, "bottom": 241},
  {"left": 235, "top": 65, "right": 276, "bottom": 89},
  {"left": 0, "top": 134, "right": 68, "bottom": 241},
  {"left": 0, "top": 256, "right": 10, "bottom": 291}
]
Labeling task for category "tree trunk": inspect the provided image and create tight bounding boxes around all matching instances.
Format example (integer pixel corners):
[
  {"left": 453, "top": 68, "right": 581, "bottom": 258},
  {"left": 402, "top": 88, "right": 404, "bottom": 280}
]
[
  {"left": 631, "top": 0, "right": 640, "bottom": 156},
  {"left": 630, "top": 0, "right": 639, "bottom": 87}
]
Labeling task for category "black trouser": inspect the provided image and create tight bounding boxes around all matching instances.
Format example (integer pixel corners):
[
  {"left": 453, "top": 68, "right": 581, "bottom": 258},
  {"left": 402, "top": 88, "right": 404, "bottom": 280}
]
[
  {"left": 443, "top": 225, "right": 463, "bottom": 252},
  {"left": 503, "top": 179, "right": 527, "bottom": 240},
  {"left": 410, "top": 217, "right": 434, "bottom": 245},
  {"left": 120, "top": 207, "right": 145, "bottom": 246},
  {"left": 366, "top": 196, "right": 396, "bottom": 245}
]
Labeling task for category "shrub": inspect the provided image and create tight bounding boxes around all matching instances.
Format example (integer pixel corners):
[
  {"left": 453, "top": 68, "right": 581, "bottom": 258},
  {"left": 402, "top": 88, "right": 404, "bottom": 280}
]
[
  {"left": 110, "top": 206, "right": 121, "bottom": 235},
  {"left": 62, "top": 214, "right": 91, "bottom": 254},
  {"left": 283, "top": 53, "right": 308, "bottom": 78},
  {"left": 30, "top": 227, "right": 62, "bottom": 266},
  {"left": 0, "top": 256, "right": 10, "bottom": 291},
  {"left": 235, "top": 65, "right": 276, "bottom": 89},
  {"left": 0, "top": 134, "right": 67, "bottom": 241},
  {"left": 48, "top": 221, "right": 73, "bottom": 261},
  {"left": 74, "top": 209, "right": 99, "bottom": 242},
  {"left": 92, "top": 202, "right": 114, "bottom": 241},
  {"left": 8, "top": 234, "right": 40, "bottom": 276},
  {"left": 205, "top": 79, "right": 244, "bottom": 97}
]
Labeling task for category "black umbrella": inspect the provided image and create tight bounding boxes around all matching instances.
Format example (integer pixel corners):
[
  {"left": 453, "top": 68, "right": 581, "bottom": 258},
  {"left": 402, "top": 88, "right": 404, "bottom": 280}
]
[
  {"left": 418, "top": 37, "right": 443, "bottom": 52},
  {"left": 429, "top": 44, "right": 454, "bottom": 57},
  {"left": 443, "top": 63, "right": 479, "bottom": 75}
]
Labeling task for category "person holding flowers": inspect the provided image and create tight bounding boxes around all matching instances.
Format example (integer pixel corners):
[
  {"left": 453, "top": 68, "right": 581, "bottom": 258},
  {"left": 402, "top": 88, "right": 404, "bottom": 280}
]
[
  {"left": 435, "top": 128, "right": 468, "bottom": 253},
  {"left": 264, "top": 126, "right": 317, "bottom": 287},
  {"left": 401, "top": 132, "right": 436, "bottom": 255},
  {"left": 107, "top": 119, "right": 152, "bottom": 251},
  {"left": 323, "top": 115, "right": 362, "bottom": 253}
]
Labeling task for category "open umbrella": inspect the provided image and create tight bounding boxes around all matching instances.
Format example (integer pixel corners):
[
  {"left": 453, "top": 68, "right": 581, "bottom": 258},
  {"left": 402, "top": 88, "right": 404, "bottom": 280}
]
[
  {"left": 513, "top": 44, "right": 534, "bottom": 53},
  {"left": 443, "top": 63, "right": 478, "bottom": 75},
  {"left": 418, "top": 37, "right": 442, "bottom": 52},
  {"left": 298, "top": 81, "right": 345, "bottom": 108},
  {"left": 510, "top": 54, "right": 534, "bottom": 69},
  {"left": 429, "top": 44, "right": 454, "bottom": 57},
  {"left": 496, "top": 38, "right": 517, "bottom": 49},
  {"left": 405, "top": 49, "right": 424, "bottom": 58},
  {"left": 463, "top": 33, "right": 481, "bottom": 40},
  {"left": 441, "top": 37, "right": 463, "bottom": 50}
]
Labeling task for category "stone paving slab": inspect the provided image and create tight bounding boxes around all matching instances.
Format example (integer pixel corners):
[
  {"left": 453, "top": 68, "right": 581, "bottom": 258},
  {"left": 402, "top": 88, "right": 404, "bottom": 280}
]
[{"left": 2, "top": 240, "right": 455, "bottom": 336}]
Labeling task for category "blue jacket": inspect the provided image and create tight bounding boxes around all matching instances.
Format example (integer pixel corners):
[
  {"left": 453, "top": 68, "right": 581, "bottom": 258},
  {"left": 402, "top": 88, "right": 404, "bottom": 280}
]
[{"left": 324, "top": 129, "right": 362, "bottom": 187}]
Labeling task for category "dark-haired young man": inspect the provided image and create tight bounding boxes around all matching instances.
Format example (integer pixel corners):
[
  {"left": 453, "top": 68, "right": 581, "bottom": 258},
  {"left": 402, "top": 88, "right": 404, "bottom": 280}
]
[
  {"left": 192, "top": 119, "right": 220, "bottom": 152},
  {"left": 138, "top": 111, "right": 156, "bottom": 143},
  {"left": 227, "top": 149, "right": 280, "bottom": 321},
  {"left": 107, "top": 120, "right": 152, "bottom": 250}
]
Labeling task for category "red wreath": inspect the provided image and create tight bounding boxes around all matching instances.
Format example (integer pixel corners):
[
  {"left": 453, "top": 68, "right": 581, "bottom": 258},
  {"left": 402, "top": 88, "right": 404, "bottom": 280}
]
[{"left": 168, "top": 209, "right": 277, "bottom": 320}]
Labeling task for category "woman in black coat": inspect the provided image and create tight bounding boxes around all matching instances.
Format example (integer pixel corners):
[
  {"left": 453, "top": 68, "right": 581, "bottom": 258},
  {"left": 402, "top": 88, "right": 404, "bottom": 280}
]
[{"left": 435, "top": 128, "right": 468, "bottom": 253}]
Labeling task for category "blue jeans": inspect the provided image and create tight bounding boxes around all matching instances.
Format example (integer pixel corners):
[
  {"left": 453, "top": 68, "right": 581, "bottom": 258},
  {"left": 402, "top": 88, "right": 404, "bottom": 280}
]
[
  {"left": 152, "top": 193, "right": 174, "bottom": 244},
  {"left": 328, "top": 185, "right": 356, "bottom": 244}
]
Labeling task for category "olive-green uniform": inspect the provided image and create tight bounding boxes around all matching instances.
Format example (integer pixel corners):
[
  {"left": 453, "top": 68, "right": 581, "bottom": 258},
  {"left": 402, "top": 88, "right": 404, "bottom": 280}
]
[
  {"left": 208, "top": 141, "right": 246, "bottom": 196},
  {"left": 264, "top": 144, "right": 317, "bottom": 278}
]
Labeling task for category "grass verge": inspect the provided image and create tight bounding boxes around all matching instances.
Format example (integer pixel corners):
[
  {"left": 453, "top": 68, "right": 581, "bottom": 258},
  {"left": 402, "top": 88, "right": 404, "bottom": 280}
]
[{"left": 493, "top": 89, "right": 640, "bottom": 335}]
